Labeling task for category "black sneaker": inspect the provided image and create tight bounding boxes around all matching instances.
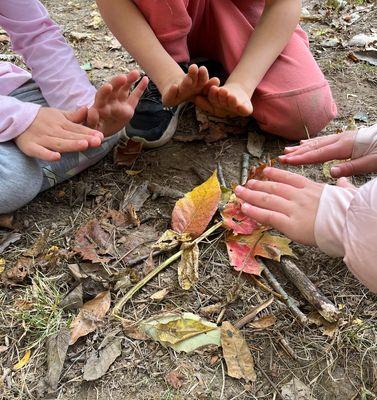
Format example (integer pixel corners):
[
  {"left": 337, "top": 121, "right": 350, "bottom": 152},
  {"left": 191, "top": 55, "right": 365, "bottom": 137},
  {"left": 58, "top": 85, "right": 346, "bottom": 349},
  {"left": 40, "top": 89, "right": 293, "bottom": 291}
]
[{"left": 126, "top": 78, "right": 184, "bottom": 149}]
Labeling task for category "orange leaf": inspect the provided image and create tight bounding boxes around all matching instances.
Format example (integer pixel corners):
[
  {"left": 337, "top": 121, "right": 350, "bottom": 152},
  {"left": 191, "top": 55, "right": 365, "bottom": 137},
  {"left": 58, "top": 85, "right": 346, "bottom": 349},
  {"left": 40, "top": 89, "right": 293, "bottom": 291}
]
[
  {"left": 70, "top": 291, "right": 111, "bottom": 345},
  {"left": 172, "top": 171, "right": 221, "bottom": 238}
]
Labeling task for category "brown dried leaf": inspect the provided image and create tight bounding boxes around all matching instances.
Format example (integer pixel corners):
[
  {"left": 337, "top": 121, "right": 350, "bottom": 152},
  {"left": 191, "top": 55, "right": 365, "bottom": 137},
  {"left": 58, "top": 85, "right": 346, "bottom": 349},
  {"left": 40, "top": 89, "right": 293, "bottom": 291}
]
[
  {"left": 178, "top": 243, "right": 199, "bottom": 291},
  {"left": 114, "top": 139, "right": 143, "bottom": 167},
  {"left": 121, "top": 319, "right": 149, "bottom": 340},
  {"left": 153, "top": 230, "right": 192, "bottom": 252},
  {"left": 70, "top": 291, "right": 111, "bottom": 345},
  {"left": 150, "top": 288, "right": 169, "bottom": 301},
  {"left": 0, "top": 232, "right": 22, "bottom": 254},
  {"left": 25, "top": 231, "right": 49, "bottom": 258},
  {"left": 249, "top": 315, "right": 277, "bottom": 329},
  {"left": 74, "top": 220, "right": 114, "bottom": 263},
  {"left": 165, "top": 370, "right": 185, "bottom": 389},
  {"left": 199, "top": 303, "right": 223, "bottom": 316},
  {"left": 221, "top": 321, "right": 256, "bottom": 382},
  {"left": 1, "top": 257, "right": 33, "bottom": 285},
  {"left": 0, "top": 214, "right": 14, "bottom": 229}
]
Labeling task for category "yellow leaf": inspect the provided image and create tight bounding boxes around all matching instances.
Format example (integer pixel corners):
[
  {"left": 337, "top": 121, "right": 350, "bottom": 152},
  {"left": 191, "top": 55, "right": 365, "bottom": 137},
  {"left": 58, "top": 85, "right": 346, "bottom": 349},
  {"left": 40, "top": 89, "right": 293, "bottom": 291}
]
[
  {"left": 0, "top": 258, "right": 5, "bottom": 274},
  {"left": 70, "top": 291, "right": 111, "bottom": 345},
  {"left": 221, "top": 321, "right": 256, "bottom": 382},
  {"left": 150, "top": 288, "right": 170, "bottom": 301},
  {"left": 13, "top": 350, "right": 31, "bottom": 370},
  {"left": 125, "top": 169, "right": 143, "bottom": 176},
  {"left": 153, "top": 230, "right": 192, "bottom": 252},
  {"left": 178, "top": 243, "right": 199, "bottom": 291},
  {"left": 172, "top": 171, "right": 221, "bottom": 238},
  {"left": 140, "top": 312, "right": 221, "bottom": 353}
]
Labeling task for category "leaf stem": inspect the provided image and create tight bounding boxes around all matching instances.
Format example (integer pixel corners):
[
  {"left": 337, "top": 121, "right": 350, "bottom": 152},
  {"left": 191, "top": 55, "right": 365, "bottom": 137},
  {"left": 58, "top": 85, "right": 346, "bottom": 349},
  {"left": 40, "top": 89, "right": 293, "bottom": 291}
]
[{"left": 112, "top": 221, "right": 224, "bottom": 316}]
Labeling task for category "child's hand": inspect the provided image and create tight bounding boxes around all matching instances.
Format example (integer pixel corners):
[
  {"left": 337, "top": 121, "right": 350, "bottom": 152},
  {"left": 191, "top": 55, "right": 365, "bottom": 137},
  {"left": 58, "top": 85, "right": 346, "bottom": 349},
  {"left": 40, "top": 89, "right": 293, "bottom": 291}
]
[
  {"left": 279, "top": 131, "right": 359, "bottom": 177},
  {"left": 161, "top": 64, "right": 220, "bottom": 107},
  {"left": 234, "top": 167, "right": 324, "bottom": 246},
  {"left": 14, "top": 107, "right": 104, "bottom": 162},
  {"left": 195, "top": 82, "right": 253, "bottom": 118},
  {"left": 87, "top": 71, "right": 148, "bottom": 137}
]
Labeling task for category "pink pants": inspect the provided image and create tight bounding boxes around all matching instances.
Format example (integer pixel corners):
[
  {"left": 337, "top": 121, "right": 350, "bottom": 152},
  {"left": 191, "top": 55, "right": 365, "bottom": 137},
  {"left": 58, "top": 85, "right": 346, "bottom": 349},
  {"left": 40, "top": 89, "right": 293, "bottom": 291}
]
[{"left": 133, "top": 0, "right": 337, "bottom": 140}]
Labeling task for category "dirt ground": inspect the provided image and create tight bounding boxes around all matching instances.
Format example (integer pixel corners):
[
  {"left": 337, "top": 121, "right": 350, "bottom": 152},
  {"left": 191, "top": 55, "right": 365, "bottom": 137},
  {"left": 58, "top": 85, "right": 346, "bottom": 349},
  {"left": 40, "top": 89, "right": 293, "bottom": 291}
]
[{"left": 1, "top": 1, "right": 376, "bottom": 399}]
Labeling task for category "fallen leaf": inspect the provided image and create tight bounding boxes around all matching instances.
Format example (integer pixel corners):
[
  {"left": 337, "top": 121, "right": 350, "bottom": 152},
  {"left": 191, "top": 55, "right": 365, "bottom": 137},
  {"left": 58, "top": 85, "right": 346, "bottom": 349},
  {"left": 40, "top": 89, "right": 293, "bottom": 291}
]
[
  {"left": 0, "top": 259, "right": 4, "bottom": 274},
  {"left": 0, "top": 214, "right": 14, "bottom": 229},
  {"left": 121, "top": 319, "right": 149, "bottom": 340},
  {"left": 91, "top": 60, "right": 114, "bottom": 70},
  {"left": 70, "top": 291, "right": 111, "bottom": 345},
  {"left": 13, "top": 349, "right": 31, "bottom": 371},
  {"left": 249, "top": 315, "right": 277, "bottom": 329},
  {"left": 25, "top": 231, "right": 49, "bottom": 258},
  {"left": 172, "top": 171, "right": 221, "bottom": 238},
  {"left": 165, "top": 370, "right": 185, "bottom": 389},
  {"left": 60, "top": 284, "right": 83, "bottom": 311},
  {"left": 247, "top": 130, "right": 265, "bottom": 158},
  {"left": 178, "top": 243, "right": 199, "bottom": 291},
  {"left": 1, "top": 257, "right": 33, "bottom": 285},
  {"left": 74, "top": 219, "right": 114, "bottom": 263},
  {"left": 46, "top": 327, "right": 70, "bottom": 392},
  {"left": 226, "top": 229, "right": 293, "bottom": 275},
  {"left": 105, "top": 210, "right": 129, "bottom": 228},
  {"left": 127, "top": 181, "right": 150, "bottom": 211},
  {"left": 221, "top": 321, "right": 256, "bottom": 382},
  {"left": 140, "top": 312, "right": 221, "bottom": 353},
  {"left": 222, "top": 200, "right": 259, "bottom": 235},
  {"left": 153, "top": 230, "right": 192, "bottom": 252},
  {"left": 0, "top": 232, "right": 21, "bottom": 254},
  {"left": 199, "top": 303, "right": 223, "bottom": 316},
  {"left": 281, "top": 378, "right": 317, "bottom": 400},
  {"left": 125, "top": 169, "right": 143, "bottom": 176},
  {"left": 83, "top": 338, "right": 122, "bottom": 381},
  {"left": 87, "top": 12, "right": 103, "bottom": 29},
  {"left": 307, "top": 311, "right": 339, "bottom": 338},
  {"left": 69, "top": 31, "right": 92, "bottom": 41},
  {"left": 114, "top": 139, "right": 143, "bottom": 167},
  {"left": 351, "top": 50, "right": 377, "bottom": 66},
  {"left": 348, "top": 33, "right": 377, "bottom": 48},
  {"left": 150, "top": 288, "right": 169, "bottom": 301}
]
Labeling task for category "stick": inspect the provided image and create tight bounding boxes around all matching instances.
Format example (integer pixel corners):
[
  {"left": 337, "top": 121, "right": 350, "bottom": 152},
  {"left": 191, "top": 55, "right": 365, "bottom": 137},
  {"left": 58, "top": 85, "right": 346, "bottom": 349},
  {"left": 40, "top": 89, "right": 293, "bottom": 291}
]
[
  {"left": 125, "top": 249, "right": 165, "bottom": 268},
  {"left": 259, "top": 260, "right": 307, "bottom": 324},
  {"left": 276, "top": 332, "right": 298, "bottom": 361},
  {"left": 241, "top": 153, "right": 250, "bottom": 185},
  {"left": 217, "top": 162, "right": 227, "bottom": 188},
  {"left": 235, "top": 297, "right": 274, "bottom": 329},
  {"left": 113, "top": 221, "right": 223, "bottom": 316},
  {"left": 268, "top": 258, "right": 340, "bottom": 323}
]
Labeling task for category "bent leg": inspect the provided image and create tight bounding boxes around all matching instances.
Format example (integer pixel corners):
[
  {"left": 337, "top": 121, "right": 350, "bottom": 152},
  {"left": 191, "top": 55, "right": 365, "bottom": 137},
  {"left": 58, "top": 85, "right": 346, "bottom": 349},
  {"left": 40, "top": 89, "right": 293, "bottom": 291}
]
[{"left": 0, "top": 142, "right": 43, "bottom": 214}]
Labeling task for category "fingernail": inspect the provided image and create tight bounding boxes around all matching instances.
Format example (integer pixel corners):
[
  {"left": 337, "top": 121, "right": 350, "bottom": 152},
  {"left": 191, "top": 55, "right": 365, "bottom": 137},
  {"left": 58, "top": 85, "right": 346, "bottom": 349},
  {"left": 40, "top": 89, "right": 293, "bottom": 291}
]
[
  {"left": 235, "top": 185, "right": 244, "bottom": 194},
  {"left": 285, "top": 147, "right": 294, "bottom": 151},
  {"left": 331, "top": 166, "right": 341, "bottom": 177}
]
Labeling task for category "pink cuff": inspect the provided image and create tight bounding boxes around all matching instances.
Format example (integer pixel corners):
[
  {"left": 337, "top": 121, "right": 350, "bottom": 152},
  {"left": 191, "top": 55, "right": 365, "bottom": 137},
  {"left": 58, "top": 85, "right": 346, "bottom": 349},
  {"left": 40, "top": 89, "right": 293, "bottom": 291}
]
[{"left": 314, "top": 184, "right": 357, "bottom": 257}]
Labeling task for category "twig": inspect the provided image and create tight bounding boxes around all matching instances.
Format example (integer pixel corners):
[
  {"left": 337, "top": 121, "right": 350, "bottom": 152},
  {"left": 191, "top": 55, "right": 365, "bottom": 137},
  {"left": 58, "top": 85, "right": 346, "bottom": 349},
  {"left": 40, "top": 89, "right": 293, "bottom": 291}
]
[
  {"left": 148, "top": 183, "right": 184, "bottom": 200},
  {"left": 113, "top": 221, "right": 224, "bottom": 316},
  {"left": 235, "top": 297, "right": 274, "bottom": 329},
  {"left": 276, "top": 332, "right": 298, "bottom": 361},
  {"left": 125, "top": 249, "right": 166, "bottom": 268},
  {"left": 250, "top": 276, "right": 284, "bottom": 300},
  {"left": 217, "top": 162, "right": 227, "bottom": 188},
  {"left": 241, "top": 153, "right": 251, "bottom": 185},
  {"left": 267, "top": 258, "right": 340, "bottom": 323},
  {"left": 259, "top": 260, "right": 307, "bottom": 324}
]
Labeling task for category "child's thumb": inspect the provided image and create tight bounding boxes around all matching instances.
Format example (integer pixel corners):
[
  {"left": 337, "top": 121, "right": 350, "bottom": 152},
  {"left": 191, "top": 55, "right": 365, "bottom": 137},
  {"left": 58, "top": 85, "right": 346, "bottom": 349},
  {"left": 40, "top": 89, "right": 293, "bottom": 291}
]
[{"left": 65, "top": 107, "right": 88, "bottom": 124}]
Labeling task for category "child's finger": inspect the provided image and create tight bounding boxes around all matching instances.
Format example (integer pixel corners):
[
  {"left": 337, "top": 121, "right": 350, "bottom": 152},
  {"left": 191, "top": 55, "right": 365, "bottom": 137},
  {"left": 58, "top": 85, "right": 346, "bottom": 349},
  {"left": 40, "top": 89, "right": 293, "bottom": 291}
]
[
  {"left": 241, "top": 203, "right": 291, "bottom": 233},
  {"left": 197, "top": 66, "right": 209, "bottom": 87},
  {"left": 285, "top": 135, "right": 339, "bottom": 156},
  {"left": 235, "top": 186, "right": 291, "bottom": 216},
  {"left": 263, "top": 168, "right": 307, "bottom": 188},
  {"left": 244, "top": 180, "right": 295, "bottom": 200},
  {"left": 94, "top": 83, "right": 113, "bottom": 109},
  {"left": 109, "top": 75, "right": 129, "bottom": 96},
  {"left": 65, "top": 120, "right": 104, "bottom": 140},
  {"left": 279, "top": 142, "right": 344, "bottom": 165},
  {"left": 331, "top": 155, "right": 377, "bottom": 178},
  {"left": 86, "top": 107, "right": 100, "bottom": 130},
  {"left": 65, "top": 107, "right": 88, "bottom": 124},
  {"left": 43, "top": 136, "right": 90, "bottom": 153},
  {"left": 126, "top": 76, "right": 149, "bottom": 109},
  {"left": 28, "top": 143, "right": 61, "bottom": 162}
]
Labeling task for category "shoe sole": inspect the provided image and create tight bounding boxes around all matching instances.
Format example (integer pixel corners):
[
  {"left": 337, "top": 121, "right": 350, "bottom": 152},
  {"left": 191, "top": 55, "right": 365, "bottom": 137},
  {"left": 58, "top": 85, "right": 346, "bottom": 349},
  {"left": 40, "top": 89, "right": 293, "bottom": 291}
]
[{"left": 126, "top": 103, "right": 185, "bottom": 149}]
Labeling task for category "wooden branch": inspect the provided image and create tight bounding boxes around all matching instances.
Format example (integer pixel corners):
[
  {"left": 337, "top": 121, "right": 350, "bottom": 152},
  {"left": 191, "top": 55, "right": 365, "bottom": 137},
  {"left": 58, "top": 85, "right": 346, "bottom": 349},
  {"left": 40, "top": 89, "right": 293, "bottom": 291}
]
[
  {"left": 268, "top": 258, "right": 340, "bottom": 323},
  {"left": 259, "top": 259, "right": 307, "bottom": 324},
  {"left": 217, "top": 162, "right": 227, "bottom": 188},
  {"left": 235, "top": 297, "right": 274, "bottom": 329},
  {"left": 241, "top": 153, "right": 250, "bottom": 185}
]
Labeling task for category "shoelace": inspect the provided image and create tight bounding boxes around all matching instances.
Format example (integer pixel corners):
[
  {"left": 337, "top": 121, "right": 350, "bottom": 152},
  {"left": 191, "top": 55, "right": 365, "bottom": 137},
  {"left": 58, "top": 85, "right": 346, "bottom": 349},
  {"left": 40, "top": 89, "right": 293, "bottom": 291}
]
[{"left": 141, "top": 77, "right": 176, "bottom": 112}]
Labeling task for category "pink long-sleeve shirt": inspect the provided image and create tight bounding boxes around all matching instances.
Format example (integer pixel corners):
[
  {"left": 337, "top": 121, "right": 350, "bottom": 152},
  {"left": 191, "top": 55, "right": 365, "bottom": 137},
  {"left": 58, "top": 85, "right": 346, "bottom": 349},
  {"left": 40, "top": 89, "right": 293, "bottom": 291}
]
[
  {"left": 0, "top": 0, "right": 96, "bottom": 142},
  {"left": 315, "top": 124, "right": 377, "bottom": 293}
]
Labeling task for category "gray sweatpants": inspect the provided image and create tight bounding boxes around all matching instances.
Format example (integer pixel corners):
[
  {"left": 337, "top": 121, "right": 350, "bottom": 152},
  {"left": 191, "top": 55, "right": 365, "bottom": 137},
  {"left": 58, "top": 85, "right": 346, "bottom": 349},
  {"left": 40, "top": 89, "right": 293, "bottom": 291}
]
[{"left": 0, "top": 81, "right": 120, "bottom": 214}]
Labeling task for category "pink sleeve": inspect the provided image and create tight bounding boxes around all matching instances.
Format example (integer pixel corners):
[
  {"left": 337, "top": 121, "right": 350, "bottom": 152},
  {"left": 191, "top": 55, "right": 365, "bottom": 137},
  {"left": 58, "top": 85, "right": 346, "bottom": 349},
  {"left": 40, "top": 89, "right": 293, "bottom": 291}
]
[
  {"left": 0, "top": 0, "right": 96, "bottom": 111},
  {"left": 0, "top": 96, "right": 41, "bottom": 142},
  {"left": 315, "top": 180, "right": 377, "bottom": 293}
]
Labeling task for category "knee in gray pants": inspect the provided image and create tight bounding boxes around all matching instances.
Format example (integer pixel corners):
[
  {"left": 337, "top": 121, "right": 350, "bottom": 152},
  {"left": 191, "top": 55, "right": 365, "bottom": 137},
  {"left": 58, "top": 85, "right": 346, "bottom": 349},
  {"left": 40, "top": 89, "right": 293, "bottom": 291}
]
[{"left": 0, "top": 142, "right": 43, "bottom": 214}]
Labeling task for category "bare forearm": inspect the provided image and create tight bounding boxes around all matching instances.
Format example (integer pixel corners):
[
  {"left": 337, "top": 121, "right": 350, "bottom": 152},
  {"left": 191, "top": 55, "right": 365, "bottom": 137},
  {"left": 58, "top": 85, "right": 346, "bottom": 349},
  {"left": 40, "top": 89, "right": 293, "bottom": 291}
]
[
  {"left": 96, "top": 0, "right": 183, "bottom": 91},
  {"left": 227, "top": 0, "right": 301, "bottom": 96}
]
